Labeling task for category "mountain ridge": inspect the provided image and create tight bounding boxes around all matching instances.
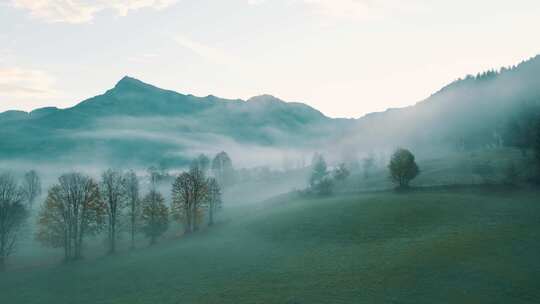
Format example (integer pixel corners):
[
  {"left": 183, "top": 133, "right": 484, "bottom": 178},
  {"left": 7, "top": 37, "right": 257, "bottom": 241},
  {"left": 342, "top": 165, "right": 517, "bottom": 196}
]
[
  {"left": 1, "top": 55, "right": 539, "bottom": 167},
  {"left": 5, "top": 53, "right": 540, "bottom": 121},
  {"left": 0, "top": 76, "right": 342, "bottom": 166}
]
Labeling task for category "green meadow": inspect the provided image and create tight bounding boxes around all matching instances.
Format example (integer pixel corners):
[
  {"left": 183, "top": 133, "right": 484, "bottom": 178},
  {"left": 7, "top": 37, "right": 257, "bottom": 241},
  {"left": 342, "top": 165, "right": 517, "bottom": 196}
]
[{"left": 2, "top": 187, "right": 539, "bottom": 304}]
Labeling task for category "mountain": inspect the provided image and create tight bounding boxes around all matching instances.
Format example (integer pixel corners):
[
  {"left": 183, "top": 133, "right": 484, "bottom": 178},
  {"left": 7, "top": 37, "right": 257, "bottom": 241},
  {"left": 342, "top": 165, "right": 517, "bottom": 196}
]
[
  {"left": 0, "top": 77, "right": 347, "bottom": 167},
  {"left": 1, "top": 55, "right": 540, "bottom": 168}
]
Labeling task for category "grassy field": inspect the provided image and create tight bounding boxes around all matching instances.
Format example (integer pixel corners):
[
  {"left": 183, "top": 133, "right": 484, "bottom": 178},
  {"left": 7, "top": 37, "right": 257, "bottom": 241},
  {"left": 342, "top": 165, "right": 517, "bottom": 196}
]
[{"left": 1, "top": 187, "right": 540, "bottom": 304}]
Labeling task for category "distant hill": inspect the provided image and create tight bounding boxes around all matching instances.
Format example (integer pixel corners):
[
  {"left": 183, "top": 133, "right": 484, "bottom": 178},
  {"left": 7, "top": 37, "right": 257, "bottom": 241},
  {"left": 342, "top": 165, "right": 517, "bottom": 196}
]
[
  {"left": 0, "top": 76, "right": 348, "bottom": 167},
  {"left": 342, "top": 55, "right": 540, "bottom": 153},
  {"left": 1, "top": 55, "right": 539, "bottom": 168}
]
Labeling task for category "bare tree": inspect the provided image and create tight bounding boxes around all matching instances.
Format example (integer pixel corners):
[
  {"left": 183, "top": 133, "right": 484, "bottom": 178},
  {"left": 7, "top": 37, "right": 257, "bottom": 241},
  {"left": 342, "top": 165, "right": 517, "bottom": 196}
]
[
  {"left": 141, "top": 190, "right": 169, "bottom": 245},
  {"left": 172, "top": 172, "right": 193, "bottom": 234},
  {"left": 211, "top": 151, "right": 234, "bottom": 188},
  {"left": 190, "top": 164, "right": 208, "bottom": 231},
  {"left": 195, "top": 154, "right": 211, "bottom": 176},
  {"left": 22, "top": 170, "right": 41, "bottom": 209},
  {"left": 37, "top": 173, "right": 105, "bottom": 261},
  {"left": 100, "top": 169, "right": 126, "bottom": 254},
  {"left": 0, "top": 173, "right": 28, "bottom": 271},
  {"left": 125, "top": 170, "right": 140, "bottom": 249},
  {"left": 206, "top": 178, "right": 222, "bottom": 226},
  {"left": 172, "top": 165, "right": 208, "bottom": 234}
]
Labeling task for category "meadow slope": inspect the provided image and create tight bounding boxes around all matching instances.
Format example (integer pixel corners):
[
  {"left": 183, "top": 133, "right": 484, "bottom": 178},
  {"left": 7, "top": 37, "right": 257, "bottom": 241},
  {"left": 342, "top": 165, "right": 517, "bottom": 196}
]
[{"left": 1, "top": 188, "right": 539, "bottom": 304}]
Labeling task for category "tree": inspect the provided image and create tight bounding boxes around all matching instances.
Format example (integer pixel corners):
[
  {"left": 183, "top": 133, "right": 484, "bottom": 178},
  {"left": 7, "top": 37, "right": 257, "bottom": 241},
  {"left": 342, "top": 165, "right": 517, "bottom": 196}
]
[
  {"left": 333, "top": 163, "right": 350, "bottom": 182},
  {"left": 309, "top": 154, "right": 333, "bottom": 195},
  {"left": 37, "top": 173, "right": 105, "bottom": 261},
  {"left": 206, "top": 178, "right": 222, "bottom": 226},
  {"left": 22, "top": 170, "right": 41, "bottom": 209},
  {"left": 125, "top": 170, "right": 140, "bottom": 249},
  {"left": 172, "top": 165, "right": 208, "bottom": 234},
  {"left": 172, "top": 172, "right": 192, "bottom": 234},
  {"left": 188, "top": 164, "right": 208, "bottom": 231},
  {"left": 0, "top": 173, "right": 28, "bottom": 271},
  {"left": 100, "top": 169, "right": 126, "bottom": 254},
  {"left": 195, "top": 154, "right": 211, "bottom": 176},
  {"left": 147, "top": 165, "right": 170, "bottom": 185},
  {"left": 148, "top": 166, "right": 160, "bottom": 186},
  {"left": 388, "top": 148, "right": 420, "bottom": 189},
  {"left": 141, "top": 190, "right": 169, "bottom": 245},
  {"left": 309, "top": 154, "right": 328, "bottom": 187},
  {"left": 211, "top": 151, "right": 234, "bottom": 188}
]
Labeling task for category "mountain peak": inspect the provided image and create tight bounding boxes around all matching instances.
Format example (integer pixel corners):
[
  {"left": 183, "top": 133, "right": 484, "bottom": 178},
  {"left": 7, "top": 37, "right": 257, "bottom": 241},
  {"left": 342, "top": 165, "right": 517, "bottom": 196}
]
[
  {"left": 112, "top": 76, "right": 160, "bottom": 93},
  {"left": 247, "top": 94, "right": 285, "bottom": 104},
  {"left": 114, "top": 76, "right": 145, "bottom": 88}
]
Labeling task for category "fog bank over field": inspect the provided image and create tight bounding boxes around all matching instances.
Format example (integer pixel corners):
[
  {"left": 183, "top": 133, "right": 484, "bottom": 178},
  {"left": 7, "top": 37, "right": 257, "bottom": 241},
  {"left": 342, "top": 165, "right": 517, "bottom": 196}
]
[{"left": 1, "top": 56, "right": 540, "bottom": 205}]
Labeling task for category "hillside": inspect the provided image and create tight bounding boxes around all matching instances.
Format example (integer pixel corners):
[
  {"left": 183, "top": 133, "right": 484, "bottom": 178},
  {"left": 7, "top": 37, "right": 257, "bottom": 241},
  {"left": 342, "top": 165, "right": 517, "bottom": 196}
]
[
  {"left": 0, "top": 77, "right": 346, "bottom": 167},
  {"left": 1, "top": 56, "right": 540, "bottom": 168},
  {"left": 342, "top": 55, "right": 540, "bottom": 152},
  {"left": 2, "top": 189, "right": 539, "bottom": 304}
]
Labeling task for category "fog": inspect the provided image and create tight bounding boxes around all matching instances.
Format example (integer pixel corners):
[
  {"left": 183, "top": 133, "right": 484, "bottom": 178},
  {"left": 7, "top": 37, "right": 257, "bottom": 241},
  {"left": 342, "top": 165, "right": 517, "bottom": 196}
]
[{"left": 1, "top": 57, "right": 539, "bottom": 304}]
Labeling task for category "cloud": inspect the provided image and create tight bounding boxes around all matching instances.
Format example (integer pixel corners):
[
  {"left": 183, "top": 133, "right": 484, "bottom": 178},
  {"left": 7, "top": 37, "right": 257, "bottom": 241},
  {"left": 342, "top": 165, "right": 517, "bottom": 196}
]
[
  {"left": 0, "top": 66, "right": 59, "bottom": 100},
  {"left": 11, "top": 0, "right": 179, "bottom": 24},
  {"left": 127, "top": 53, "right": 159, "bottom": 63},
  {"left": 248, "top": 0, "right": 427, "bottom": 20},
  {"left": 302, "top": 0, "right": 373, "bottom": 19},
  {"left": 247, "top": 0, "right": 266, "bottom": 5},
  {"left": 174, "top": 35, "right": 234, "bottom": 65},
  {"left": 72, "top": 115, "right": 314, "bottom": 169}
]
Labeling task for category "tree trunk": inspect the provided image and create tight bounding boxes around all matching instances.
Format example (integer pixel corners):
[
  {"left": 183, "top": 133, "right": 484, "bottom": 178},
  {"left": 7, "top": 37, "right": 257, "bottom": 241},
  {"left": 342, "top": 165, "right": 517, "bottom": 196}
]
[
  {"left": 191, "top": 202, "right": 199, "bottom": 232},
  {"left": 131, "top": 208, "right": 135, "bottom": 249},
  {"left": 110, "top": 222, "right": 116, "bottom": 254},
  {"left": 185, "top": 206, "right": 192, "bottom": 234},
  {"left": 108, "top": 205, "right": 117, "bottom": 254},
  {"left": 64, "top": 231, "right": 69, "bottom": 261},
  {"left": 75, "top": 218, "right": 85, "bottom": 260}
]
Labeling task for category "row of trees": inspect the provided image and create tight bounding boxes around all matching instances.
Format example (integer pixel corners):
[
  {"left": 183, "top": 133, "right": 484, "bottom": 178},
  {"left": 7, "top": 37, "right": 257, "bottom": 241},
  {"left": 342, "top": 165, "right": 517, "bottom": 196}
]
[
  {"left": 308, "top": 148, "right": 420, "bottom": 195},
  {"left": 0, "top": 151, "right": 233, "bottom": 270},
  {"left": 0, "top": 170, "right": 42, "bottom": 271},
  {"left": 309, "top": 123, "right": 540, "bottom": 194},
  {"left": 36, "top": 157, "right": 226, "bottom": 262}
]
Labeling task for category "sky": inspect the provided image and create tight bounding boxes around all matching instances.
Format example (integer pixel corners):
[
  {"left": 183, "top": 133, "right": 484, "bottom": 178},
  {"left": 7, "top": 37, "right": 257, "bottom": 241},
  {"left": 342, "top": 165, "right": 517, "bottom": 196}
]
[{"left": 1, "top": 0, "right": 540, "bottom": 118}]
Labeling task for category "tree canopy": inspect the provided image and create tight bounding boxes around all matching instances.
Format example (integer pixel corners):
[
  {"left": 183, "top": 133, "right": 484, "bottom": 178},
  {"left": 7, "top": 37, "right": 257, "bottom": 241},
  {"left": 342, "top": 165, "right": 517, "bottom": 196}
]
[{"left": 388, "top": 148, "right": 420, "bottom": 189}]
